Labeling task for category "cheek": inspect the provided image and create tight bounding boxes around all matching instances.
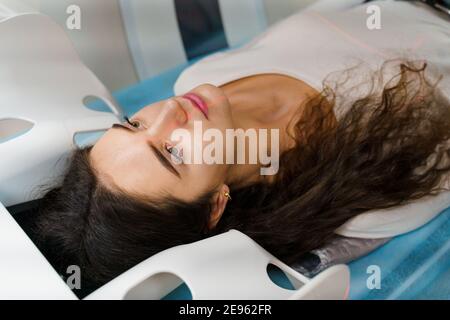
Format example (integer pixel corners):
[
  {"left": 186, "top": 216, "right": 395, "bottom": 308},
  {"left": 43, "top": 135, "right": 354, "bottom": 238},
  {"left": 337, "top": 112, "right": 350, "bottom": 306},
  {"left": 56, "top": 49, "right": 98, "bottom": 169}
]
[{"left": 188, "top": 164, "right": 222, "bottom": 189}]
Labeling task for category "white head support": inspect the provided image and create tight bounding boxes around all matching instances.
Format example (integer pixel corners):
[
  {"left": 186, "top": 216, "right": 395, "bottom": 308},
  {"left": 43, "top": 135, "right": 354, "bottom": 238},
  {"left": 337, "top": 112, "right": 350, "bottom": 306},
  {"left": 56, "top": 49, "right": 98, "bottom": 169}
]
[{"left": 0, "top": 5, "right": 122, "bottom": 207}]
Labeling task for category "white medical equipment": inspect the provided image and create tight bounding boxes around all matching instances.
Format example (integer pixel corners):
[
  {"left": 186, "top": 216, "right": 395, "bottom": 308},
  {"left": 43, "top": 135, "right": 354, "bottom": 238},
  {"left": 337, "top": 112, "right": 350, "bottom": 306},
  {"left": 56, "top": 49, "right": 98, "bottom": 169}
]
[
  {"left": 85, "top": 230, "right": 349, "bottom": 300},
  {"left": 0, "top": 2, "right": 122, "bottom": 208},
  {"left": 0, "top": 2, "right": 350, "bottom": 300}
]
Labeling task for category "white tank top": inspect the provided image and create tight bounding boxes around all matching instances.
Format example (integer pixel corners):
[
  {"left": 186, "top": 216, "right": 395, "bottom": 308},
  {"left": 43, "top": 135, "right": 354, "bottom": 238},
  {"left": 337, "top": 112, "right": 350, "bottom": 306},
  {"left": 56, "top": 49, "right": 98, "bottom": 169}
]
[
  {"left": 174, "top": 0, "right": 450, "bottom": 239},
  {"left": 175, "top": 0, "right": 450, "bottom": 118}
]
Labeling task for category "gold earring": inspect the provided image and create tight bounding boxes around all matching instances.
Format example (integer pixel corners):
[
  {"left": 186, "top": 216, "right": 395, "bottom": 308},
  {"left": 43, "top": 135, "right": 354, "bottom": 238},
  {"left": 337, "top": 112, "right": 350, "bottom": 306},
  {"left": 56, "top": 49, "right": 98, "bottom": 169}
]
[{"left": 224, "top": 192, "right": 232, "bottom": 201}]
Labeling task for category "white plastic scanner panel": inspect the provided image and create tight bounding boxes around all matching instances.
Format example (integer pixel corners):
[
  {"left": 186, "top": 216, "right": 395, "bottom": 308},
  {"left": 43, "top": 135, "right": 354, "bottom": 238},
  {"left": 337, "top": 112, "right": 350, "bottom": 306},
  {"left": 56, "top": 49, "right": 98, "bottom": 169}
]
[
  {"left": 86, "top": 230, "right": 350, "bottom": 300},
  {"left": 0, "top": 11, "right": 122, "bottom": 207},
  {"left": 0, "top": 201, "right": 77, "bottom": 299}
]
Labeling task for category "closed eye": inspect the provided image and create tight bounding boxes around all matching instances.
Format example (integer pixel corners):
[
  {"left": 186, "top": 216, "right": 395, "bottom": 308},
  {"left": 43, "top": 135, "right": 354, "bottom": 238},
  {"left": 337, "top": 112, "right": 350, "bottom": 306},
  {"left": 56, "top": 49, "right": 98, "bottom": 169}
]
[
  {"left": 164, "top": 143, "right": 183, "bottom": 164},
  {"left": 124, "top": 116, "right": 143, "bottom": 129},
  {"left": 111, "top": 122, "right": 181, "bottom": 178},
  {"left": 150, "top": 144, "right": 181, "bottom": 178}
]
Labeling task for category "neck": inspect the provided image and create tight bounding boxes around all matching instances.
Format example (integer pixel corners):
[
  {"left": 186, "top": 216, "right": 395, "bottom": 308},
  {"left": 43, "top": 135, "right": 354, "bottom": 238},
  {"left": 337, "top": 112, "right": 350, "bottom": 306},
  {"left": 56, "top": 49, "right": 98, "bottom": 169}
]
[{"left": 220, "top": 74, "right": 320, "bottom": 188}]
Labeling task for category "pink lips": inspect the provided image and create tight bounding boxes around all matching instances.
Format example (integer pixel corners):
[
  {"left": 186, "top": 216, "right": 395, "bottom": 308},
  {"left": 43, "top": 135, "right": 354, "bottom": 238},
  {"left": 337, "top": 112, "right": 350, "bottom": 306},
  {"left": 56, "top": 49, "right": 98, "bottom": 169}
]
[{"left": 183, "top": 93, "right": 209, "bottom": 119}]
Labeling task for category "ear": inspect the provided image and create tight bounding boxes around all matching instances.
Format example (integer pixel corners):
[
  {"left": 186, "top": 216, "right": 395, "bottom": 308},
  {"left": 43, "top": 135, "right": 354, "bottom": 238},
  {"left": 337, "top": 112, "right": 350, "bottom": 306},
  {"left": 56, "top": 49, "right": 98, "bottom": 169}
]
[{"left": 208, "top": 185, "right": 230, "bottom": 230}]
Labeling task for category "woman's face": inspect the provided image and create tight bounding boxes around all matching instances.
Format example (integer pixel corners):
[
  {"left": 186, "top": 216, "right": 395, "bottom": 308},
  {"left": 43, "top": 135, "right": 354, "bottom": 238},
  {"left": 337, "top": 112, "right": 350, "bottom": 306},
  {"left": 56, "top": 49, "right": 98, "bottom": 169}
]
[{"left": 90, "top": 84, "right": 234, "bottom": 201}]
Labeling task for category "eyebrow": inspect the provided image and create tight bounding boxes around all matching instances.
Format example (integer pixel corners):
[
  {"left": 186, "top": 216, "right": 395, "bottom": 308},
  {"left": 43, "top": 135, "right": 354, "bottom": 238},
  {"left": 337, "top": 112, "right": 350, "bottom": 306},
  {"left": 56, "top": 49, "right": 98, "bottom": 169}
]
[
  {"left": 112, "top": 123, "right": 181, "bottom": 179},
  {"left": 149, "top": 144, "right": 181, "bottom": 179},
  {"left": 112, "top": 123, "right": 133, "bottom": 132}
]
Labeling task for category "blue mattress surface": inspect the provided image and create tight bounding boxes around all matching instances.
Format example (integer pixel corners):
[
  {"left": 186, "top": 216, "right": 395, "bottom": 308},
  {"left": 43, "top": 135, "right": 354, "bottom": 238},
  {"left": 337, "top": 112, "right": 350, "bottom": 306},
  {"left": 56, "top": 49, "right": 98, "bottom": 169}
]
[{"left": 85, "top": 60, "right": 450, "bottom": 300}]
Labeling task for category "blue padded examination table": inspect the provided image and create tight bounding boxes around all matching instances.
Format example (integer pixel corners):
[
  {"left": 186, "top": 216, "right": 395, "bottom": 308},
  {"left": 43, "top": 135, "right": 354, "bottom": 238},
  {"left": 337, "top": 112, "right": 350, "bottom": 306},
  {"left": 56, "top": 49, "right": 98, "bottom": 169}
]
[
  {"left": 84, "top": 59, "right": 450, "bottom": 300},
  {"left": 349, "top": 209, "right": 450, "bottom": 300}
]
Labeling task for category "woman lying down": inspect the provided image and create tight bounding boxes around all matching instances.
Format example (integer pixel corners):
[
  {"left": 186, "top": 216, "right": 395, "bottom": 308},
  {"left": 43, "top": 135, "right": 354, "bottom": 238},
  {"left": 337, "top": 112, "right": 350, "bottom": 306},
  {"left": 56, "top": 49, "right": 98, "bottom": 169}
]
[{"left": 36, "top": 0, "right": 450, "bottom": 287}]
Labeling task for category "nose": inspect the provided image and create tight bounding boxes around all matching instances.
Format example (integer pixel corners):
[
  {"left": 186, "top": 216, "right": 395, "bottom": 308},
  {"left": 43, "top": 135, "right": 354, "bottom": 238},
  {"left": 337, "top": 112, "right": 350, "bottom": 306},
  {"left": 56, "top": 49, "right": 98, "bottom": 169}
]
[{"left": 145, "top": 98, "right": 188, "bottom": 137}]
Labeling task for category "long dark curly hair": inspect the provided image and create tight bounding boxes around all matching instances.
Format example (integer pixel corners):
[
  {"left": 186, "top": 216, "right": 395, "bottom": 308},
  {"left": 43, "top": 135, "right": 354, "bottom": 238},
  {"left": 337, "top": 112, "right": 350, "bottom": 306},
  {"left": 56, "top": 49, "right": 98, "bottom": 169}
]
[{"left": 34, "top": 60, "right": 450, "bottom": 291}]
